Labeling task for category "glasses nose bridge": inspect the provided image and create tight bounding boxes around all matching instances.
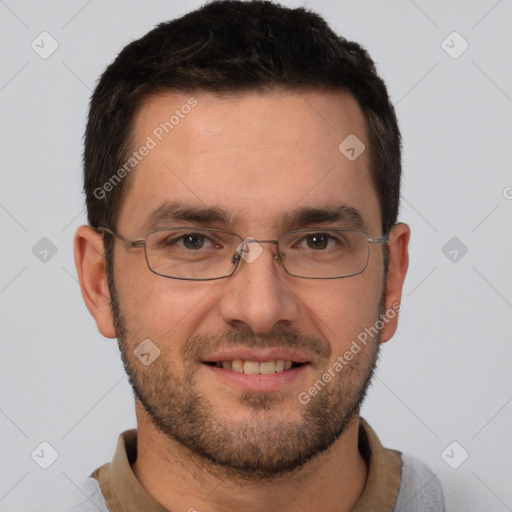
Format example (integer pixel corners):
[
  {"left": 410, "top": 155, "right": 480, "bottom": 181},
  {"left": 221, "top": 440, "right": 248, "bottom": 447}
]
[
  {"left": 235, "top": 237, "right": 281, "bottom": 263},
  {"left": 247, "top": 238, "right": 279, "bottom": 246},
  {"left": 243, "top": 238, "right": 279, "bottom": 250}
]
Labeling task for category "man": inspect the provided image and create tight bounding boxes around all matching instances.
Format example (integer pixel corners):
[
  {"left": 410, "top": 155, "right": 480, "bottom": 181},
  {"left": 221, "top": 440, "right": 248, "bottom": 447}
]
[{"left": 69, "top": 1, "right": 444, "bottom": 510}]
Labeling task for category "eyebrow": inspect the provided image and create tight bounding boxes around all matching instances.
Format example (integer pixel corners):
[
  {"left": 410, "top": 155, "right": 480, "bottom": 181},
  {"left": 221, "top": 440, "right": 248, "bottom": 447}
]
[
  {"left": 276, "top": 205, "right": 367, "bottom": 232},
  {"left": 142, "top": 201, "right": 239, "bottom": 233},
  {"left": 141, "top": 201, "right": 367, "bottom": 233}
]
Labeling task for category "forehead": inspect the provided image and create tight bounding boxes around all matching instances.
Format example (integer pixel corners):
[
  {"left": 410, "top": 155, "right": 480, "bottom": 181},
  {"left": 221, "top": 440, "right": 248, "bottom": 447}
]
[{"left": 117, "top": 89, "right": 381, "bottom": 235}]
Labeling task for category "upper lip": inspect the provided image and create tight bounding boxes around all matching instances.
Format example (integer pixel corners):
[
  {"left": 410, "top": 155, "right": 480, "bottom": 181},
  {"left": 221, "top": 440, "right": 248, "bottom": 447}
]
[{"left": 201, "top": 347, "right": 312, "bottom": 364}]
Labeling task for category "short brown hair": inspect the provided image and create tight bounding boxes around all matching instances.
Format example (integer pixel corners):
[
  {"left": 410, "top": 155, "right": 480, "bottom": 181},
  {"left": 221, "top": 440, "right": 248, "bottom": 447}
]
[{"left": 84, "top": 0, "right": 401, "bottom": 237}]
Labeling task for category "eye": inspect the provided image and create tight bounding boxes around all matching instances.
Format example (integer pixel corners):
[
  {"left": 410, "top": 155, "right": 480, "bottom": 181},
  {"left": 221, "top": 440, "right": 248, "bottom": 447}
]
[
  {"left": 305, "top": 233, "right": 329, "bottom": 250},
  {"left": 180, "top": 233, "right": 208, "bottom": 250},
  {"left": 162, "top": 232, "right": 218, "bottom": 250},
  {"left": 296, "top": 232, "right": 342, "bottom": 250}
]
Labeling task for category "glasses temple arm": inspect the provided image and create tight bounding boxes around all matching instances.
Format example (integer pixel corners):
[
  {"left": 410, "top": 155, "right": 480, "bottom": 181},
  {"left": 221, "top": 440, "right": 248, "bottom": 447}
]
[
  {"left": 96, "top": 227, "right": 145, "bottom": 250},
  {"left": 368, "top": 236, "right": 389, "bottom": 244}
]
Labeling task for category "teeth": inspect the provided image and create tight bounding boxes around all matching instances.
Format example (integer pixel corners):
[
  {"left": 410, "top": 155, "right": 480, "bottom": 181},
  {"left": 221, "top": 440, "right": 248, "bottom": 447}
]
[
  {"left": 214, "top": 359, "right": 299, "bottom": 374},
  {"left": 275, "top": 360, "right": 285, "bottom": 372},
  {"left": 232, "top": 359, "right": 244, "bottom": 372},
  {"left": 244, "top": 361, "right": 259, "bottom": 374},
  {"left": 259, "top": 361, "right": 276, "bottom": 374}
]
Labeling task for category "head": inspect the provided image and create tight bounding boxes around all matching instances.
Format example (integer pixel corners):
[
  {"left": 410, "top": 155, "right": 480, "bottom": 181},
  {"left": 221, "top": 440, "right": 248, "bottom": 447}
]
[{"left": 75, "top": 0, "right": 409, "bottom": 479}]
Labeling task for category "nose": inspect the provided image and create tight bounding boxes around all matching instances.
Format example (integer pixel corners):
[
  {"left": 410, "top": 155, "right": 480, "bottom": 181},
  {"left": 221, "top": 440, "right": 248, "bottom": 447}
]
[{"left": 218, "top": 240, "right": 300, "bottom": 334}]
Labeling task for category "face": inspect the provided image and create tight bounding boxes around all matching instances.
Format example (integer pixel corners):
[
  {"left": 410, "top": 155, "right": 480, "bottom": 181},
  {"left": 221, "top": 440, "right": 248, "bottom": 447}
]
[{"left": 103, "top": 90, "right": 399, "bottom": 477}]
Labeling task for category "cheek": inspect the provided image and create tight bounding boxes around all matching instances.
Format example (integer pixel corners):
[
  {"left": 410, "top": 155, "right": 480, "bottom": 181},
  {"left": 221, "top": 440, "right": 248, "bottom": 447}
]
[
  {"left": 304, "top": 276, "right": 382, "bottom": 354},
  {"left": 115, "top": 260, "right": 217, "bottom": 345}
]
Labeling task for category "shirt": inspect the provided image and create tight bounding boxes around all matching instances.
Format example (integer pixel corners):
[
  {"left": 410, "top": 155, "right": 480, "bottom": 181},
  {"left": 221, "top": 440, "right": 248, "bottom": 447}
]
[{"left": 43, "top": 418, "right": 444, "bottom": 511}]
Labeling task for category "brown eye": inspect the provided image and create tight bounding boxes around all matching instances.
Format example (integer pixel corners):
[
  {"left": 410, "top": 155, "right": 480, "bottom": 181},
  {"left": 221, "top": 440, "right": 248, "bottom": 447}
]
[
  {"left": 306, "top": 233, "right": 329, "bottom": 250},
  {"left": 182, "top": 233, "right": 206, "bottom": 249}
]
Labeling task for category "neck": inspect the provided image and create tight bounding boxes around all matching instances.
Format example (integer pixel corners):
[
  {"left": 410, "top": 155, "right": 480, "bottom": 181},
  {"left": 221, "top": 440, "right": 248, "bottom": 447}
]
[{"left": 131, "top": 403, "right": 368, "bottom": 512}]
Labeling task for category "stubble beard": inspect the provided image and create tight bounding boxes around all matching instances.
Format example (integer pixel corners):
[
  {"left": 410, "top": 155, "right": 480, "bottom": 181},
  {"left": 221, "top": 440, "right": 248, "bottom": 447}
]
[{"left": 108, "top": 272, "right": 381, "bottom": 480}]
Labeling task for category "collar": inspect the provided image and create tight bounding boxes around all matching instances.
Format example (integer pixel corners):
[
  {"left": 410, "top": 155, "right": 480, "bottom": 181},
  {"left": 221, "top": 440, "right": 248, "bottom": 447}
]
[
  {"left": 353, "top": 418, "right": 402, "bottom": 511},
  {"left": 92, "top": 417, "right": 402, "bottom": 512}
]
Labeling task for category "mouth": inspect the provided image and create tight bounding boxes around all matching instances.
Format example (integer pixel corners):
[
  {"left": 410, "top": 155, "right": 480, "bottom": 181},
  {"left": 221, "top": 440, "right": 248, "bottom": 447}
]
[
  {"left": 200, "top": 349, "right": 312, "bottom": 392},
  {"left": 203, "top": 359, "right": 306, "bottom": 374}
]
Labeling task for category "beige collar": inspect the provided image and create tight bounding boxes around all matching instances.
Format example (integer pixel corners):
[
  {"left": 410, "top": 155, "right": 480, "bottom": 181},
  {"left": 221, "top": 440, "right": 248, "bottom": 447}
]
[{"left": 92, "top": 417, "right": 402, "bottom": 512}]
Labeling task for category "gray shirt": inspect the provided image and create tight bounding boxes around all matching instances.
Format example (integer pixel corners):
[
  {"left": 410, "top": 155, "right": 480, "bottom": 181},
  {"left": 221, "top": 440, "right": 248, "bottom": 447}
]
[{"left": 36, "top": 420, "right": 444, "bottom": 511}]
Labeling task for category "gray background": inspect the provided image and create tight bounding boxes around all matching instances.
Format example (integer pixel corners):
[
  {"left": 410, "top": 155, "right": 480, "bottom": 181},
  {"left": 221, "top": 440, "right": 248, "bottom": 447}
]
[{"left": 1, "top": 0, "right": 511, "bottom": 510}]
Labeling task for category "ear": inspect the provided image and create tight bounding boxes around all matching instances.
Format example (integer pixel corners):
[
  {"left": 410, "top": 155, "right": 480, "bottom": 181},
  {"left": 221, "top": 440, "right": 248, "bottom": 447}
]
[
  {"left": 380, "top": 222, "right": 410, "bottom": 343},
  {"left": 74, "top": 225, "right": 116, "bottom": 339}
]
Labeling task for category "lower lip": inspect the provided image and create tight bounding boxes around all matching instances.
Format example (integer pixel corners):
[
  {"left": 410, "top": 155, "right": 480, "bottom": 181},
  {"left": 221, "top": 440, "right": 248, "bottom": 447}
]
[{"left": 201, "top": 363, "right": 310, "bottom": 392}]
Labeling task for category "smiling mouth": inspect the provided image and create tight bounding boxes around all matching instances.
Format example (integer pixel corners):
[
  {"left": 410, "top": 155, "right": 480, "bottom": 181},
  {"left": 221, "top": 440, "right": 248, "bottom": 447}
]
[{"left": 203, "top": 359, "right": 306, "bottom": 374}]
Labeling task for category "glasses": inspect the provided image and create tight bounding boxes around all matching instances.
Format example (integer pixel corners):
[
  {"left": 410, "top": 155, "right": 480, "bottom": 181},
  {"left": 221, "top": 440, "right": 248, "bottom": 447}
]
[{"left": 98, "top": 226, "right": 389, "bottom": 280}]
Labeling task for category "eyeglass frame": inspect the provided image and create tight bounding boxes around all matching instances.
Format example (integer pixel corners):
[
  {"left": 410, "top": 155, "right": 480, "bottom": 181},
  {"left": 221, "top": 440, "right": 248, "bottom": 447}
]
[{"left": 96, "top": 226, "right": 389, "bottom": 281}]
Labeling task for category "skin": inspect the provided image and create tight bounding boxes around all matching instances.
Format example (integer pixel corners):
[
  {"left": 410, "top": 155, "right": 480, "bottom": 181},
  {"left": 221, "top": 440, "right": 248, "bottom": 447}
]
[{"left": 74, "top": 89, "right": 410, "bottom": 512}]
